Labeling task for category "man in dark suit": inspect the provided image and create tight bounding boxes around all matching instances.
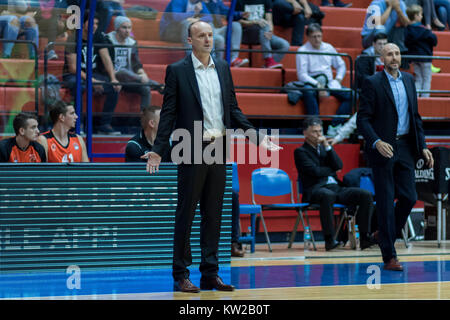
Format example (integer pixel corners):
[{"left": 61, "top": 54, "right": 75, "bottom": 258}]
[
  {"left": 357, "top": 43, "right": 434, "bottom": 271},
  {"left": 145, "top": 21, "right": 280, "bottom": 292},
  {"left": 294, "top": 117, "right": 375, "bottom": 251}
]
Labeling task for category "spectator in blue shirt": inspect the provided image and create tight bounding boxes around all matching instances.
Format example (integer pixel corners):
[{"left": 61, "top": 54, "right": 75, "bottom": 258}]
[
  {"left": 160, "top": 0, "right": 248, "bottom": 66},
  {"left": 361, "top": 0, "right": 409, "bottom": 50}
]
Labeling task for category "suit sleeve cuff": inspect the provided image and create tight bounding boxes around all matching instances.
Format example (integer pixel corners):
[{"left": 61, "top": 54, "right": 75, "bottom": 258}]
[{"left": 372, "top": 139, "right": 380, "bottom": 149}]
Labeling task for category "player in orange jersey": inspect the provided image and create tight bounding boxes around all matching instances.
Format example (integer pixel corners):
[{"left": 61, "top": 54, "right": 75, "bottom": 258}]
[
  {"left": 37, "top": 100, "right": 89, "bottom": 163},
  {"left": 0, "top": 112, "right": 46, "bottom": 163}
]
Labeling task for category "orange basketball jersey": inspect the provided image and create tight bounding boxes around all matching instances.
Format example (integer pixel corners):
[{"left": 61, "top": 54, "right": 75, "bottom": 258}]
[
  {"left": 42, "top": 130, "right": 84, "bottom": 163},
  {"left": 0, "top": 137, "right": 46, "bottom": 163}
]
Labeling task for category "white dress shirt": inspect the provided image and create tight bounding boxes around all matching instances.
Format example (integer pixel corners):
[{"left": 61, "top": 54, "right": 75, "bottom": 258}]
[
  {"left": 296, "top": 41, "right": 346, "bottom": 88},
  {"left": 191, "top": 53, "right": 225, "bottom": 140}
]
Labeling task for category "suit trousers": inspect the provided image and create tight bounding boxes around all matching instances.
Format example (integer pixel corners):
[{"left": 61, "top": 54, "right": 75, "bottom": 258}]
[
  {"left": 371, "top": 139, "right": 417, "bottom": 263},
  {"left": 310, "top": 184, "right": 374, "bottom": 239},
  {"left": 172, "top": 161, "right": 226, "bottom": 281}
]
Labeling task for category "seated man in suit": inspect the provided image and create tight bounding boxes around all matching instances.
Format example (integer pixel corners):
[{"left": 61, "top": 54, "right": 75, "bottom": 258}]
[{"left": 294, "top": 116, "right": 376, "bottom": 251}]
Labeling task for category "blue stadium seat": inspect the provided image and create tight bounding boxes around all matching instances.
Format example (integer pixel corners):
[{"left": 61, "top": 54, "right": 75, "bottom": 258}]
[
  {"left": 251, "top": 167, "right": 311, "bottom": 252},
  {"left": 232, "top": 162, "right": 259, "bottom": 253}
]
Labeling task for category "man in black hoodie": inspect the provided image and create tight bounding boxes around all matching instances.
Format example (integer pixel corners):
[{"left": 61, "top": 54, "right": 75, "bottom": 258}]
[{"left": 405, "top": 4, "right": 438, "bottom": 97}]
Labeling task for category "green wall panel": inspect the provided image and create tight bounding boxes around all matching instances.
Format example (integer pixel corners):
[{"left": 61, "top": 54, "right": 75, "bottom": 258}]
[{"left": 0, "top": 163, "right": 232, "bottom": 273}]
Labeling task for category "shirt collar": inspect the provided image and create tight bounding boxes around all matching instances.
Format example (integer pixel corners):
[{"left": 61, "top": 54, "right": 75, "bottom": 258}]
[
  {"left": 191, "top": 53, "right": 215, "bottom": 70},
  {"left": 384, "top": 69, "right": 402, "bottom": 81}
]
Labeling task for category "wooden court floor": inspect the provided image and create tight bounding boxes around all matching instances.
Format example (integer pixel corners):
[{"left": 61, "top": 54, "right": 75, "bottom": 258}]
[{"left": 6, "top": 240, "right": 450, "bottom": 300}]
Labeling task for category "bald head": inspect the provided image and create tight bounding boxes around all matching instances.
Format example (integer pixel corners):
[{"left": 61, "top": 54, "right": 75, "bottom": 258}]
[
  {"left": 187, "top": 20, "right": 213, "bottom": 61},
  {"left": 381, "top": 43, "right": 401, "bottom": 76},
  {"left": 381, "top": 43, "right": 400, "bottom": 57}
]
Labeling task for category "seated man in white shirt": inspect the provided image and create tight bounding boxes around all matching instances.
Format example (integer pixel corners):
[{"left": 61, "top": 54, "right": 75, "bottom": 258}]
[{"left": 296, "top": 23, "right": 352, "bottom": 136}]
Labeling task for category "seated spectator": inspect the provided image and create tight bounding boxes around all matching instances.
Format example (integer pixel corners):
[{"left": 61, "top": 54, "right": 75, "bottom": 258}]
[
  {"left": 0, "top": 0, "right": 39, "bottom": 59},
  {"left": 125, "top": 106, "right": 171, "bottom": 162},
  {"left": 361, "top": 0, "right": 409, "bottom": 50},
  {"left": 405, "top": 4, "right": 437, "bottom": 97},
  {"left": 0, "top": 112, "right": 46, "bottom": 162},
  {"left": 320, "top": 0, "right": 352, "bottom": 7},
  {"left": 355, "top": 32, "right": 388, "bottom": 91},
  {"left": 294, "top": 117, "right": 376, "bottom": 251},
  {"left": 296, "top": 23, "right": 351, "bottom": 135},
  {"left": 435, "top": 0, "right": 450, "bottom": 30},
  {"left": 106, "top": 16, "right": 164, "bottom": 111},
  {"left": 37, "top": 100, "right": 89, "bottom": 162},
  {"left": 202, "top": 0, "right": 249, "bottom": 66},
  {"left": 160, "top": 0, "right": 248, "bottom": 66},
  {"left": 329, "top": 113, "right": 356, "bottom": 145},
  {"left": 272, "top": 0, "right": 325, "bottom": 46},
  {"left": 417, "top": 0, "right": 445, "bottom": 29},
  {"left": 272, "top": 0, "right": 311, "bottom": 46},
  {"left": 236, "top": 0, "right": 290, "bottom": 68},
  {"left": 97, "top": 0, "right": 126, "bottom": 33},
  {"left": 0, "top": 13, "right": 20, "bottom": 58},
  {"left": 34, "top": 0, "right": 68, "bottom": 60},
  {"left": 62, "top": 12, "right": 122, "bottom": 135}
]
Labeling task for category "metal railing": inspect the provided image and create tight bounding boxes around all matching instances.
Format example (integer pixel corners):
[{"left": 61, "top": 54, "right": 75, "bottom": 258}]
[{"left": 0, "top": 39, "right": 39, "bottom": 115}]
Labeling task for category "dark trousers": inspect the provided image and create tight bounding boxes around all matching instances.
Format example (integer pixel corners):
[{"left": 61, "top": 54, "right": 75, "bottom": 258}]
[
  {"left": 272, "top": 0, "right": 306, "bottom": 46},
  {"left": 310, "top": 184, "right": 374, "bottom": 240},
  {"left": 115, "top": 69, "right": 152, "bottom": 110},
  {"left": 301, "top": 85, "right": 352, "bottom": 126},
  {"left": 172, "top": 163, "right": 226, "bottom": 281},
  {"left": 371, "top": 139, "right": 417, "bottom": 263},
  {"left": 62, "top": 73, "right": 119, "bottom": 127}
]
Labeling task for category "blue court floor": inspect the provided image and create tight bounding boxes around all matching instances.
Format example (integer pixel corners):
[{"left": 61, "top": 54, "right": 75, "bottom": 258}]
[{"left": 2, "top": 259, "right": 450, "bottom": 299}]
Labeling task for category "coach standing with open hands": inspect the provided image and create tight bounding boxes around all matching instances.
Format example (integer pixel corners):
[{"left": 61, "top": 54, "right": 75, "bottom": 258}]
[
  {"left": 144, "top": 20, "right": 280, "bottom": 292},
  {"left": 357, "top": 43, "right": 433, "bottom": 271}
]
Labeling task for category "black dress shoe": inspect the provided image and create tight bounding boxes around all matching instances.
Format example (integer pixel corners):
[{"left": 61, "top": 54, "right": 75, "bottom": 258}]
[
  {"left": 200, "top": 276, "right": 235, "bottom": 291},
  {"left": 360, "top": 233, "right": 377, "bottom": 250},
  {"left": 231, "top": 242, "right": 245, "bottom": 257},
  {"left": 325, "top": 240, "right": 340, "bottom": 251},
  {"left": 360, "top": 238, "right": 376, "bottom": 250},
  {"left": 173, "top": 278, "right": 200, "bottom": 293}
]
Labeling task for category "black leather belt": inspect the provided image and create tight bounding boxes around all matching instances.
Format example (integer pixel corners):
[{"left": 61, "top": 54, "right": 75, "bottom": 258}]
[{"left": 396, "top": 134, "right": 409, "bottom": 140}]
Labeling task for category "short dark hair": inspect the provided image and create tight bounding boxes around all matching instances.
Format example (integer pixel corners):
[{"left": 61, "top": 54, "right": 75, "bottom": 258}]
[
  {"left": 83, "top": 11, "right": 100, "bottom": 25},
  {"left": 302, "top": 116, "right": 323, "bottom": 131},
  {"left": 13, "top": 112, "right": 38, "bottom": 135},
  {"left": 306, "top": 23, "right": 322, "bottom": 36},
  {"left": 49, "top": 100, "right": 72, "bottom": 124},
  {"left": 373, "top": 32, "right": 388, "bottom": 43}
]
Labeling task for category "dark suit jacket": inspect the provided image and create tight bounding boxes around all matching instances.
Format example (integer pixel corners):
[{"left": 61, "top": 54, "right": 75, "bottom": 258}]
[
  {"left": 152, "top": 54, "right": 257, "bottom": 161},
  {"left": 294, "top": 143, "right": 344, "bottom": 203},
  {"left": 357, "top": 70, "right": 427, "bottom": 164},
  {"left": 355, "top": 54, "right": 375, "bottom": 90}
]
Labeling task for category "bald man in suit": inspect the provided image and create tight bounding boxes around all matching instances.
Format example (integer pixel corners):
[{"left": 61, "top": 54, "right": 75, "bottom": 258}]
[
  {"left": 145, "top": 21, "right": 280, "bottom": 292},
  {"left": 357, "top": 43, "right": 434, "bottom": 271}
]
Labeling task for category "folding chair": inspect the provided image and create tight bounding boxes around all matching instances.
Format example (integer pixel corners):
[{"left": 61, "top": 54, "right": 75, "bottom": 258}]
[
  {"left": 359, "top": 174, "right": 410, "bottom": 248},
  {"left": 232, "top": 162, "right": 259, "bottom": 253},
  {"left": 251, "top": 167, "right": 311, "bottom": 252},
  {"left": 289, "top": 179, "right": 349, "bottom": 249}
]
